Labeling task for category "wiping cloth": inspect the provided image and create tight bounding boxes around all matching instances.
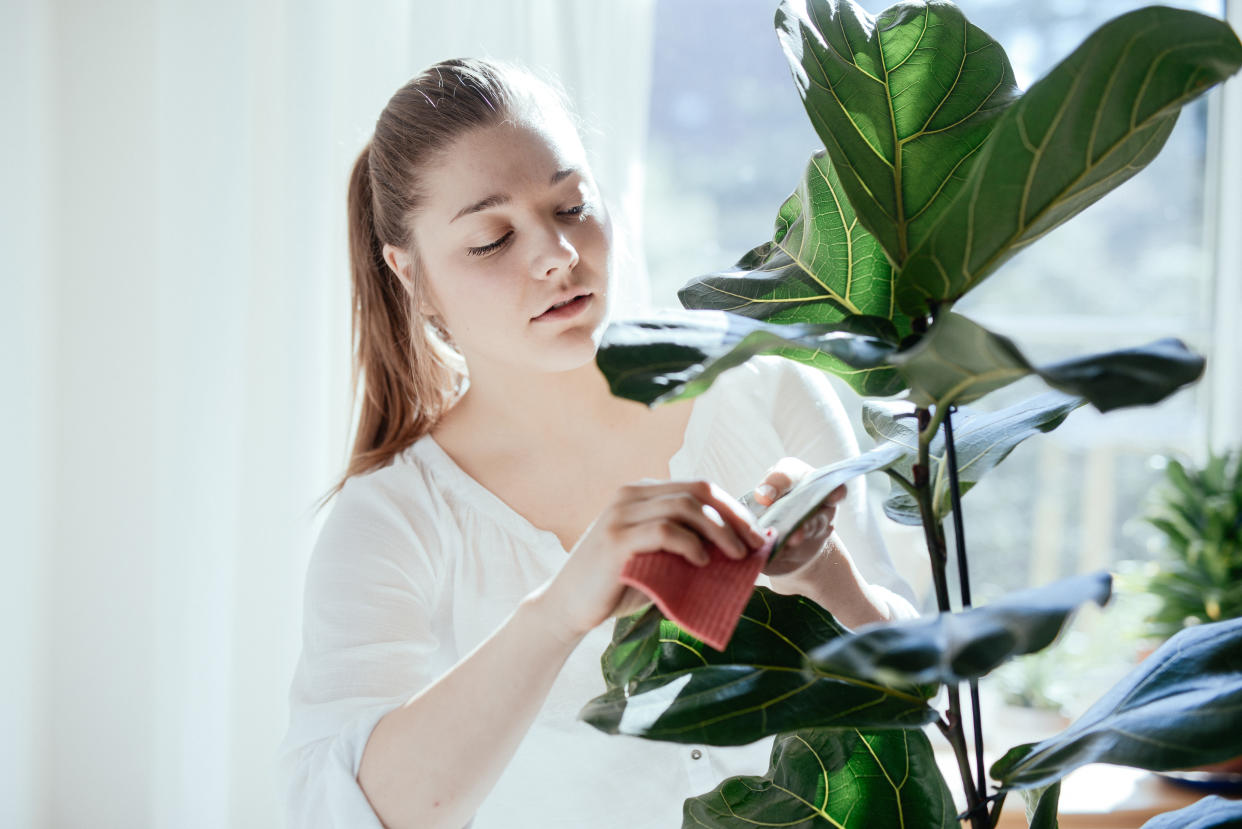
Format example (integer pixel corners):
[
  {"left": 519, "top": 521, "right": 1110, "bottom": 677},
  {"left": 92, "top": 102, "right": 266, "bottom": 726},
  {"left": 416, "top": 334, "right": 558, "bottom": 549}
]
[{"left": 620, "top": 527, "right": 778, "bottom": 650}]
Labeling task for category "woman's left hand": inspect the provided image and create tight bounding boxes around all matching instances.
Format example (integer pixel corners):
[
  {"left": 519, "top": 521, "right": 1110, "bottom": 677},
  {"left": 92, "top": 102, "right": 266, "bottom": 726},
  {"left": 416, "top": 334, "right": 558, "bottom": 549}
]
[{"left": 751, "top": 457, "right": 846, "bottom": 577}]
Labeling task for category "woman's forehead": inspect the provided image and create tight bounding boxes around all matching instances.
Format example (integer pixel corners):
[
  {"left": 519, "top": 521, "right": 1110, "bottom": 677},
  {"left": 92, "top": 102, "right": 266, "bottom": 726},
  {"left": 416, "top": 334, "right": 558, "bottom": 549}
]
[{"left": 416, "top": 117, "right": 590, "bottom": 231}]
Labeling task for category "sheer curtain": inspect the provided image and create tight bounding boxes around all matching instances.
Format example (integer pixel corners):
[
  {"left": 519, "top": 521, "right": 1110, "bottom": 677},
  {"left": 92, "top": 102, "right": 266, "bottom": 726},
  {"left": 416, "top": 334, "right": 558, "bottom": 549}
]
[
  {"left": 1209, "top": 0, "right": 1242, "bottom": 450},
  {"left": 0, "top": 1, "right": 654, "bottom": 827}
]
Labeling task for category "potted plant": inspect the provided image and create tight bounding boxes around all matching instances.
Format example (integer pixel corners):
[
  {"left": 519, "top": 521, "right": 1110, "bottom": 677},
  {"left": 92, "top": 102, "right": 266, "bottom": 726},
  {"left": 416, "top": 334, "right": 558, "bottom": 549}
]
[
  {"left": 1140, "top": 448, "right": 1242, "bottom": 780},
  {"left": 1142, "top": 449, "right": 1242, "bottom": 638},
  {"left": 575, "top": 1, "right": 1242, "bottom": 827}
]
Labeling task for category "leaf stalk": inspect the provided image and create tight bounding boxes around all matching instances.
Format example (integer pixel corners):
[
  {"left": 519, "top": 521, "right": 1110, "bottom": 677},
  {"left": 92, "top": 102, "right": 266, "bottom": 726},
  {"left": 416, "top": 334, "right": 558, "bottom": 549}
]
[{"left": 944, "top": 408, "right": 989, "bottom": 802}]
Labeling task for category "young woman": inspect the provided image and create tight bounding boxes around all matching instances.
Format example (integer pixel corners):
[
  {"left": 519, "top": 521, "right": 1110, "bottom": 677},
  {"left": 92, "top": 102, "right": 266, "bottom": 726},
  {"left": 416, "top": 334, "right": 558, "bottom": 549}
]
[{"left": 278, "top": 58, "right": 917, "bottom": 829}]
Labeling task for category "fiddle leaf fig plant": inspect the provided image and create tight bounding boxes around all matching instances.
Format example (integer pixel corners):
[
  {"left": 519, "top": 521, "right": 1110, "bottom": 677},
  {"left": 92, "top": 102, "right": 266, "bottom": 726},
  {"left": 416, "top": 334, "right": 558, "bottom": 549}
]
[{"left": 580, "top": 1, "right": 1242, "bottom": 827}]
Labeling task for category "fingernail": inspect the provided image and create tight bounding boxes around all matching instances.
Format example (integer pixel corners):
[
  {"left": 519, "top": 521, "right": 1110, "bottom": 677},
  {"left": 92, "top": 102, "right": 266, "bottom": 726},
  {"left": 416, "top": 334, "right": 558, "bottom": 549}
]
[{"left": 756, "top": 483, "right": 777, "bottom": 503}]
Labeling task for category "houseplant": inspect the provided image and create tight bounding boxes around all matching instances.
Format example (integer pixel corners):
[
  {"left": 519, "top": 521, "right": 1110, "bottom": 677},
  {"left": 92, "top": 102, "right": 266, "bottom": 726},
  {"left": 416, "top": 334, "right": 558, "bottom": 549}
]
[
  {"left": 576, "top": 1, "right": 1242, "bottom": 827},
  {"left": 1141, "top": 448, "right": 1242, "bottom": 639}
]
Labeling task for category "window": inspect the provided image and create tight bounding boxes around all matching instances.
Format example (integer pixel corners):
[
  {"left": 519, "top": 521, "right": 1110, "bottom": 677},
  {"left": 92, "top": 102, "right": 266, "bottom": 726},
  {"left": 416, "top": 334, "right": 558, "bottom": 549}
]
[{"left": 642, "top": 0, "right": 1223, "bottom": 615}]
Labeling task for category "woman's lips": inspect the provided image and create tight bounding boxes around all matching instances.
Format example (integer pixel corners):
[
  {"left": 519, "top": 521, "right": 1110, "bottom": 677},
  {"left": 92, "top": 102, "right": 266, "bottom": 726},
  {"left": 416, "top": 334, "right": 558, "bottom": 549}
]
[{"left": 533, "top": 293, "right": 592, "bottom": 321}]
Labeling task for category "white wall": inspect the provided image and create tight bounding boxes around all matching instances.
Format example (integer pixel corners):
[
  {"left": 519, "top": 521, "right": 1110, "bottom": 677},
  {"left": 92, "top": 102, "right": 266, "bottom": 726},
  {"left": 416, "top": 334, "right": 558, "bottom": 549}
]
[
  {"left": 1, "top": 0, "right": 359, "bottom": 824},
  {"left": 2, "top": 2, "right": 54, "bottom": 827}
]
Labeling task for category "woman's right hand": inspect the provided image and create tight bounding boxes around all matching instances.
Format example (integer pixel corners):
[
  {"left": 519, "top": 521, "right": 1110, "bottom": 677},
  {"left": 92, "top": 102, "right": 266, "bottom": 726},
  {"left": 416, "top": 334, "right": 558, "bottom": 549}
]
[{"left": 534, "top": 479, "right": 768, "bottom": 640}]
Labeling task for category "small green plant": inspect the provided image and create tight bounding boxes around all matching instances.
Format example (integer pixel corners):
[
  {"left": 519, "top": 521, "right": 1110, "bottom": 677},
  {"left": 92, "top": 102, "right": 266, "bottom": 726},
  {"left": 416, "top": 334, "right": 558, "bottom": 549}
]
[
  {"left": 1142, "top": 449, "right": 1242, "bottom": 638},
  {"left": 577, "top": 1, "right": 1242, "bottom": 827}
]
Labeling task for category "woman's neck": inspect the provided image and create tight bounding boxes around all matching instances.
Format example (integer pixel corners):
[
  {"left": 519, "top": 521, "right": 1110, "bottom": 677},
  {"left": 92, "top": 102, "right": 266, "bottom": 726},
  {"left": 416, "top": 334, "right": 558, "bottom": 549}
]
[{"left": 434, "top": 359, "right": 650, "bottom": 457}]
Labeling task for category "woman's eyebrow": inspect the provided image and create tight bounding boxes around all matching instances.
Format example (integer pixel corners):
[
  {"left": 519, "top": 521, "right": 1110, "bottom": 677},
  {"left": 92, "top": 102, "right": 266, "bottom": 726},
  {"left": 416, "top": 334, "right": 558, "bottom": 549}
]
[{"left": 451, "top": 168, "right": 581, "bottom": 223}]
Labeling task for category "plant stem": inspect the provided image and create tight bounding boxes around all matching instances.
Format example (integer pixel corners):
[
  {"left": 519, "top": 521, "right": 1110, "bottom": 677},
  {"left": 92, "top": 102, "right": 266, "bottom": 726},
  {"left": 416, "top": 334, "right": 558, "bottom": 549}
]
[
  {"left": 943, "top": 409, "right": 989, "bottom": 803},
  {"left": 916, "top": 406, "right": 986, "bottom": 827},
  {"left": 915, "top": 407, "right": 951, "bottom": 615},
  {"left": 988, "top": 791, "right": 1008, "bottom": 828}
]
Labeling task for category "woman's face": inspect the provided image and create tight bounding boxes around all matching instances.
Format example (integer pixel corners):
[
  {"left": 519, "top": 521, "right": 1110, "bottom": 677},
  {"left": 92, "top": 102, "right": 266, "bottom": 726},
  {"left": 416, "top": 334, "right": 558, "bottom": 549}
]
[{"left": 399, "top": 112, "right": 613, "bottom": 378}]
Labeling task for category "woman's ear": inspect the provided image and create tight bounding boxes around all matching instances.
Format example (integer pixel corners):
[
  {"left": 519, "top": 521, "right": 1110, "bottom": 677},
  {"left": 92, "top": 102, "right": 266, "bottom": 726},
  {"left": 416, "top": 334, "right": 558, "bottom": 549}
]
[
  {"left": 382, "top": 243, "right": 441, "bottom": 319},
  {"left": 381, "top": 243, "right": 416, "bottom": 296}
]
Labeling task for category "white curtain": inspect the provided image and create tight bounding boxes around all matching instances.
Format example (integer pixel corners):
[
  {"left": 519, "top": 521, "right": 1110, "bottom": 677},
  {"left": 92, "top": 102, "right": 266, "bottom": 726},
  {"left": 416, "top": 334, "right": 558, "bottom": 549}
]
[
  {"left": 1208, "top": 0, "right": 1242, "bottom": 450},
  {"left": 0, "top": 1, "right": 655, "bottom": 827}
]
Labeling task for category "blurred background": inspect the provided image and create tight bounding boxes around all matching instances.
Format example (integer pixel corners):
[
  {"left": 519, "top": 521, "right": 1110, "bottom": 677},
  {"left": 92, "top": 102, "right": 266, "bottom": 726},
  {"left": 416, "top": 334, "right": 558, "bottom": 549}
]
[{"left": 2, "top": 0, "right": 1239, "bottom": 826}]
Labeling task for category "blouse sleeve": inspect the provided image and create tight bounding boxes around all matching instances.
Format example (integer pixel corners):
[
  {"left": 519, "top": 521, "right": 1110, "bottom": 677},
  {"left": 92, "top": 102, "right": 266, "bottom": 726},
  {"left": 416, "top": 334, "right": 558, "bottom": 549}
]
[
  {"left": 277, "top": 470, "right": 450, "bottom": 828},
  {"left": 762, "top": 356, "right": 918, "bottom": 613}
]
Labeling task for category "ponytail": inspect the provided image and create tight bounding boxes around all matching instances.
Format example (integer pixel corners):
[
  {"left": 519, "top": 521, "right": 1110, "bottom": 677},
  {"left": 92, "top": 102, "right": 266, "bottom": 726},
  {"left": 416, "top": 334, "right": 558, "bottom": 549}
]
[{"left": 317, "top": 145, "right": 465, "bottom": 509}]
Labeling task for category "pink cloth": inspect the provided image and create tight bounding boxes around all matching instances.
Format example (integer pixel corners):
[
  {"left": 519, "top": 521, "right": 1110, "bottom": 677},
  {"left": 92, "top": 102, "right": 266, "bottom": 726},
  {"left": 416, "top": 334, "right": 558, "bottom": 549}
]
[{"left": 619, "top": 528, "right": 777, "bottom": 651}]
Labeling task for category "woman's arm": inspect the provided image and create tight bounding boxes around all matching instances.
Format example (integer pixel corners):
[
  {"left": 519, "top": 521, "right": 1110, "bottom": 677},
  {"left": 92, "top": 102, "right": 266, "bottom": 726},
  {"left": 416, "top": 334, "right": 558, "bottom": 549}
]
[
  {"left": 355, "top": 478, "right": 764, "bottom": 829},
  {"left": 767, "top": 534, "right": 919, "bottom": 627},
  {"left": 357, "top": 589, "right": 580, "bottom": 829}
]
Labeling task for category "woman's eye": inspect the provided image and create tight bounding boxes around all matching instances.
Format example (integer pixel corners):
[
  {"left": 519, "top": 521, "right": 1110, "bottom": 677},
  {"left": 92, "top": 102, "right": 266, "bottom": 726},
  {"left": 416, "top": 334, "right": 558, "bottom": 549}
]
[
  {"left": 560, "top": 203, "right": 587, "bottom": 218},
  {"left": 467, "top": 231, "right": 513, "bottom": 257}
]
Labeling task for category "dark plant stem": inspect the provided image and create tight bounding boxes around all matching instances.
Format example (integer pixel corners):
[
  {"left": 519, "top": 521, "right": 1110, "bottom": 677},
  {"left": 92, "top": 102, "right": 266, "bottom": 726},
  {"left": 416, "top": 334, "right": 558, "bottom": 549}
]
[
  {"left": 944, "top": 409, "right": 989, "bottom": 803},
  {"left": 915, "top": 405, "right": 986, "bottom": 827},
  {"left": 988, "top": 791, "right": 1008, "bottom": 828},
  {"left": 915, "top": 406, "right": 952, "bottom": 615},
  {"left": 911, "top": 310, "right": 987, "bottom": 827}
]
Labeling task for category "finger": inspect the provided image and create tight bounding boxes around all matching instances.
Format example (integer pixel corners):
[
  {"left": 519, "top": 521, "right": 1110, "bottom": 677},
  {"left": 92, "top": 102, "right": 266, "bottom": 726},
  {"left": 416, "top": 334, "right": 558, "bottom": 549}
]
[
  {"left": 754, "top": 457, "right": 814, "bottom": 505},
  {"left": 627, "top": 479, "right": 765, "bottom": 550},
  {"left": 621, "top": 492, "right": 750, "bottom": 559},
  {"left": 688, "top": 480, "right": 768, "bottom": 551},
  {"left": 631, "top": 519, "right": 711, "bottom": 567},
  {"left": 826, "top": 483, "right": 848, "bottom": 506},
  {"left": 621, "top": 479, "right": 767, "bottom": 555}
]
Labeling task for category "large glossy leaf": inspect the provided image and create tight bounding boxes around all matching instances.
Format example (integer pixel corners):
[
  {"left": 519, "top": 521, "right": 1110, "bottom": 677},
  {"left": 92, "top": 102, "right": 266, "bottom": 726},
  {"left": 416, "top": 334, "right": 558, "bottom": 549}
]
[
  {"left": 1037, "top": 338, "right": 1207, "bottom": 413},
  {"left": 806, "top": 573, "right": 1112, "bottom": 685},
  {"left": 678, "top": 151, "right": 913, "bottom": 396},
  {"left": 595, "top": 310, "right": 899, "bottom": 405},
  {"left": 898, "top": 6, "right": 1242, "bottom": 313},
  {"left": 1141, "top": 796, "right": 1242, "bottom": 829},
  {"left": 582, "top": 588, "right": 938, "bottom": 746},
  {"left": 774, "top": 0, "right": 1017, "bottom": 265},
  {"left": 888, "top": 312, "right": 1029, "bottom": 407},
  {"left": 682, "top": 728, "right": 956, "bottom": 828},
  {"left": 991, "top": 616, "right": 1242, "bottom": 791},
  {"left": 890, "top": 312, "right": 1206, "bottom": 411},
  {"left": 760, "top": 442, "right": 906, "bottom": 561},
  {"left": 862, "top": 392, "right": 1082, "bottom": 525}
]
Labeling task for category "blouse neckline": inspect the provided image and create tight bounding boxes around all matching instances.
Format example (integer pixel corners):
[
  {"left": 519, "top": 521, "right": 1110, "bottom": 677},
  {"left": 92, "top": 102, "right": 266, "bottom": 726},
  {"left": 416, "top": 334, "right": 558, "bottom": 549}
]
[{"left": 408, "top": 391, "right": 717, "bottom": 556}]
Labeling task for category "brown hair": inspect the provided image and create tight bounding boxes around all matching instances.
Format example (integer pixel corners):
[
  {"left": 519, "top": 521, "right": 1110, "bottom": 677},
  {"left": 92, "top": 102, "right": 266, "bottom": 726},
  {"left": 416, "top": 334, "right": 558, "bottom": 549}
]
[{"left": 319, "top": 58, "right": 575, "bottom": 509}]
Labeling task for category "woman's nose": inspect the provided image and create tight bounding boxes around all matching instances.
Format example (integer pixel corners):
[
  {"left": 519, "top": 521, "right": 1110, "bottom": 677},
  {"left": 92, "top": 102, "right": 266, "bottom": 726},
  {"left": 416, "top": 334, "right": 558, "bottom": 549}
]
[{"left": 531, "top": 225, "right": 579, "bottom": 279}]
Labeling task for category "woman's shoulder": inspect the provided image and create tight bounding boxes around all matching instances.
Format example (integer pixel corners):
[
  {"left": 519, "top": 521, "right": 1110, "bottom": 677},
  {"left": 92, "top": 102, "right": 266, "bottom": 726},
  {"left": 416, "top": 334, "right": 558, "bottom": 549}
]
[{"left": 312, "top": 440, "right": 455, "bottom": 574}]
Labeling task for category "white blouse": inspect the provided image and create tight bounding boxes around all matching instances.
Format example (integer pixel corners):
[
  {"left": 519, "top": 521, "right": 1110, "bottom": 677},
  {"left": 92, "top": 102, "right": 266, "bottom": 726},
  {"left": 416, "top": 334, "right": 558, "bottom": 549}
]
[{"left": 277, "top": 355, "right": 914, "bottom": 828}]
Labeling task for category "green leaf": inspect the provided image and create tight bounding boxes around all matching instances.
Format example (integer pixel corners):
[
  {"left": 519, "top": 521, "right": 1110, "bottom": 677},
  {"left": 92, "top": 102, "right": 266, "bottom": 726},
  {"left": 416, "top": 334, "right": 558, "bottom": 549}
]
[
  {"left": 1022, "top": 778, "right": 1062, "bottom": 829},
  {"left": 582, "top": 588, "right": 938, "bottom": 746},
  {"left": 678, "top": 151, "right": 913, "bottom": 396},
  {"left": 774, "top": 0, "right": 1018, "bottom": 265},
  {"left": 602, "top": 605, "right": 665, "bottom": 691},
  {"left": 889, "top": 312, "right": 1205, "bottom": 411},
  {"left": 888, "top": 312, "right": 1031, "bottom": 407},
  {"left": 991, "top": 616, "right": 1242, "bottom": 791},
  {"left": 595, "top": 310, "right": 898, "bottom": 406},
  {"left": 1037, "top": 338, "right": 1206, "bottom": 413},
  {"left": 1140, "top": 795, "right": 1242, "bottom": 829},
  {"left": 806, "top": 573, "right": 1112, "bottom": 685},
  {"left": 682, "top": 728, "right": 956, "bottom": 828},
  {"left": 898, "top": 6, "right": 1242, "bottom": 313},
  {"left": 760, "top": 442, "right": 907, "bottom": 561},
  {"left": 863, "top": 392, "right": 1082, "bottom": 525}
]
